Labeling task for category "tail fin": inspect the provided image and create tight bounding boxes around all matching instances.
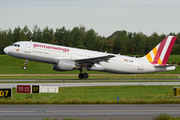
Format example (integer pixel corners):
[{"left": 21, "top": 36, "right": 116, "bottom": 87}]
[{"left": 146, "top": 36, "right": 177, "bottom": 65}]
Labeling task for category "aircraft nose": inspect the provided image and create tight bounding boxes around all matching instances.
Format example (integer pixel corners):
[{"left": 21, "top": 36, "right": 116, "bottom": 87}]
[{"left": 3, "top": 47, "right": 8, "bottom": 54}]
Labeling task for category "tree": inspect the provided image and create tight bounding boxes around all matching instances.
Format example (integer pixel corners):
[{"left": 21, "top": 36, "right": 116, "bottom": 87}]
[
  {"left": 70, "top": 26, "right": 86, "bottom": 48},
  {"left": 84, "top": 29, "right": 97, "bottom": 50},
  {"left": 96, "top": 36, "right": 107, "bottom": 52},
  {"left": 0, "top": 25, "right": 180, "bottom": 55},
  {"left": 22, "top": 25, "right": 32, "bottom": 41},
  {"left": 108, "top": 38, "right": 114, "bottom": 53},
  {"left": 13, "top": 26, "right": 21, "bottom": 42},
  {"left": 42, "top": 26, "right": 54, "bottom": 43},
  {"left": 19, "top": 25, "right": 32, "bottom": 41},
  {"left": 114, "top": 32, "right": 130, "bottom": 55},
  {"left": 55, "top": 26, "right": 72, "bottom": 46},
  {"left": 175, "top": 32, "right": 180, "bottom": 44},
  {"left": 0, "top": 30, "right": 7, "bottom": 54},
  {"left": 32, "top": 25, "right": 43, "bottom": 42},
  {"left": 49, "top": 36, "right": 58, "bottom": 45},
  {"left": 55, "top": 26, "right": 66, "bottom": 45},
  {"left": 146, "top": 32, "right": 160, "bottom": 53},
  {"left": 131, "top": 32, "right": 147, "bottom": 55},
  {"left": 7, "top": 28, "right": 13, "bottom": 45}
]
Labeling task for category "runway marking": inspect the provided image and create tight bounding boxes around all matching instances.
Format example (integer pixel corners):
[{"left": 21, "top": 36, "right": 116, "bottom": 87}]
[
  {"left": 45, "top": 110, "right": 180, "bottom": 112},
  {"left": 0, "top": 111, "right": 36, "bottom": 112}
]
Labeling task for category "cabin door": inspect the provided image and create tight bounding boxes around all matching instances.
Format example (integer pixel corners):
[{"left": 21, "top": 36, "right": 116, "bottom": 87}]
[
  {"left": 25, "top": 42, "right": 32, "bottom": 53},
  {"left": 138, "top": 60, "right": 144, "bottom": 70}
]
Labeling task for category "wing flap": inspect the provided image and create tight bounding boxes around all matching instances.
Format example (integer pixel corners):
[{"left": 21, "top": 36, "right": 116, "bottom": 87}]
[{"left": 75, "top": 55, "right": 115, "bottom": 64}]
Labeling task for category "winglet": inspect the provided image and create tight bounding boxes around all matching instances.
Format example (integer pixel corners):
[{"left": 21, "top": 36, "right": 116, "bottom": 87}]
[{"left": 146, "top": 36, "right": 177, "bottom": 65}]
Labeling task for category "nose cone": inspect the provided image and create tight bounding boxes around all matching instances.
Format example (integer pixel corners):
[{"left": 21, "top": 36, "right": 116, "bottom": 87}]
[{"left": 3, "top": 47, "right": 8, "bottom": 54}]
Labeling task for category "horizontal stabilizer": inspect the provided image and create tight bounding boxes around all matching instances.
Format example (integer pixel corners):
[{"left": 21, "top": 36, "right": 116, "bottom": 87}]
[{"left": 153, "top": 64, "right": 176, "bottom": 67}]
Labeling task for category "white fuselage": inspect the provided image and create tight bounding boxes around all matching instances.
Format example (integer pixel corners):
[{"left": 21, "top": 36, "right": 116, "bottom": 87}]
[{"left": 3, "top": 41, "right": 175, "bottom": 74}]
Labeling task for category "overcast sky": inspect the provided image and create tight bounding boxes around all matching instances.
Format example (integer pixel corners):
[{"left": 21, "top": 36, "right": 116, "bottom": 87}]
[{"left": 0, "top": 0, "right": 179, "bottom": 37}]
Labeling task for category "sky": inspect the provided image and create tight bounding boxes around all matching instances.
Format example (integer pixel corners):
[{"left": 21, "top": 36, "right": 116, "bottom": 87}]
[{"left": 0, "top": 0, "right": 179, "bottom": 37}]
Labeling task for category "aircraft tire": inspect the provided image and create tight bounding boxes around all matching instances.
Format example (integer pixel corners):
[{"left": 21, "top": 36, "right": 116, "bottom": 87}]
[
  {"left": 78, "top": 73, "right": 84, "bottom": 79},
  {"left": 83, "top": 73, "right": 89, "bottom": 79},
  {"left": 23, "top": 66, "right": 27, "bottom": 70}
]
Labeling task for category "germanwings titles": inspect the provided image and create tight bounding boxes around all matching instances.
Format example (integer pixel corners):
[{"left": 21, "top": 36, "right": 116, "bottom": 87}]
[
  {"left": 3, "top": 36, "right": 177, "bottom": 79},
  {"left": 33, "top": 44, "right": 70, "bottom": 52}
]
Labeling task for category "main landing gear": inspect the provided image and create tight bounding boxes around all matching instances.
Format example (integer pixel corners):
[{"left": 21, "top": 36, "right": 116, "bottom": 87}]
[
  {"left": 23, "top": 60, "right": 28, "bottom": 70},
  {"left": 78, "top": 69, "right": 89, "bottom": 79}
]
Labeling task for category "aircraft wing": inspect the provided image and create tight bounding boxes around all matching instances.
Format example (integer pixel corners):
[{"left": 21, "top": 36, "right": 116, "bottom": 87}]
[{"left": 75, "top": 55, "right": 115, "bottom": 65}]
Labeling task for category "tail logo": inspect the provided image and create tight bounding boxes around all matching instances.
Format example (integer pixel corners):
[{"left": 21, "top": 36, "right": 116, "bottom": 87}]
[{"left": 146, "top": 36, "right": 177, "bottom": 65}]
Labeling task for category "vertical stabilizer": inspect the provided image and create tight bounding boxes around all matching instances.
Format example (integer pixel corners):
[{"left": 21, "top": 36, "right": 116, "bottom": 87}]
[{"left": 146, "top": 36, "right": 177, "bottom": 65}]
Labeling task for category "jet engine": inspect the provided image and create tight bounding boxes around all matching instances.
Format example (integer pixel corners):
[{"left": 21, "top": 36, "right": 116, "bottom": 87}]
[{"left": 52, "top": 59, "right": 75, "bottom": 71}]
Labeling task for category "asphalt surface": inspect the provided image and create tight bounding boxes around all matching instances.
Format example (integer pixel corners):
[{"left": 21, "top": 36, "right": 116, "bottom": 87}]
[
  {"left": 1, "top": 82, "right": 180, "bottom": 88},
  {"left": 0, "top": 104, "right": 180, "bottom": 120},
  {"left": 0, "top": 79, "right": 180, "bottom": 81},
  {"left": 0, "top": 81, "right": 180, "bottom": 120}
]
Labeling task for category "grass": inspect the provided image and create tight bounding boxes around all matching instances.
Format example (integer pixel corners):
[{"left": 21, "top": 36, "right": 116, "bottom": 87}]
[
  {"left": 2, "top": 85, "right": 180, "bottom": 104},
  {"left": 43, "top": 116, "right": 180, "bottom": 120},
  {"left": 154, "top": 113, "right": 180, "bottom": 120},
  {"left": 0, "top": 55, "right": 105, "bottom": 74},
  {"left": 171, "top": 117, "right": 180, "bottom": 120},
  {"left": 43, "top": 115, "right": 180, "bottom": 120},
  {"left": 154, "top": 113, "right": 171, "bottom": 120},
  {"left": 167, "top": 55, "right": 180, "bottom": 63},
  {"left": 1, "top": 75, "right": 180, "bottom": 80},
  {"left": 1, "top": 79, "right": 180, "bottom": 83}
]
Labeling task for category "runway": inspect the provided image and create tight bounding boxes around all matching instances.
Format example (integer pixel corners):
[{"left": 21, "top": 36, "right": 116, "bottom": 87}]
[
  {"left": 1, "top": 81, "right": 180, "bottom": 120},
  {"left": 1, "top": 82, "right": 180, "bottom": 88},
  {"left": 0, "top": 104, "right": 180, "bottom": 120},
  {"left": 0, "top": 79, "right": 180, "bottom": 82}
]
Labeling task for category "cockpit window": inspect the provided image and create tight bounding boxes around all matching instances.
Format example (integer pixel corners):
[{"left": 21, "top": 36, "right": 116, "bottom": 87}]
[{"left": 11, "top": 44, "right": 20, "bottom": 47}]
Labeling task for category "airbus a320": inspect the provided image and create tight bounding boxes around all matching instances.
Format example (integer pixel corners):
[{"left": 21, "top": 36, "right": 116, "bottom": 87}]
[{"left": 3, "top": 36, "right": 177, "bottom": 79}]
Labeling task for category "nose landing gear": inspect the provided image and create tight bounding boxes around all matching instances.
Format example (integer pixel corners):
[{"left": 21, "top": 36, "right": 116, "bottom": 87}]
[{"left": 23, "top": 60, "right": 28, "bottom": 70}]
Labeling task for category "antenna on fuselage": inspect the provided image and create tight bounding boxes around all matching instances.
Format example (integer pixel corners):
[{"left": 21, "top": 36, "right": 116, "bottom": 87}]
[
  {"left": 116, "top": 53, "right": 120, "bottom": 57},
  {"left": 30, "top": 40, "right": 32, "bottom": 42}
]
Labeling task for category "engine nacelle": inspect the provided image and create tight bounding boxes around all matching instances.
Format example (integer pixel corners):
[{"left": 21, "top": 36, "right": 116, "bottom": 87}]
[{"left": 52, "top": 59, "right": 75, "bottom": 71}]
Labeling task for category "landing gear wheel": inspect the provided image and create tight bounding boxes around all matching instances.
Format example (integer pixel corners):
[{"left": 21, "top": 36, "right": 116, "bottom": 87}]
[
  {"left": 83, "top": 73, "right": 89, "bottom": 79},
  {"left": 78, "top": 68, "right": 89, "bottom": 79},
  {"left": 23, "top": 66, "right": 27, "bottom": 70},
  {"left": 78, "top": 73, "right": 84, "bottom": 79},
  {"left": 23, "top": 60, "right": 28, "bottom": 70}
]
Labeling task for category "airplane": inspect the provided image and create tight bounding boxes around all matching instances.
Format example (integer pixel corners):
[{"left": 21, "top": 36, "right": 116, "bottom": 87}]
[{"left": 3, "top": 35, "right": 177, "bottom": 79}]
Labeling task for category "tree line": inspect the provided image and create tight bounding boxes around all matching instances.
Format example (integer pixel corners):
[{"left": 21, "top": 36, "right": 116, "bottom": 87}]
[{"left": 0, "top": 25, "right": 180, "bottom": 55}]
